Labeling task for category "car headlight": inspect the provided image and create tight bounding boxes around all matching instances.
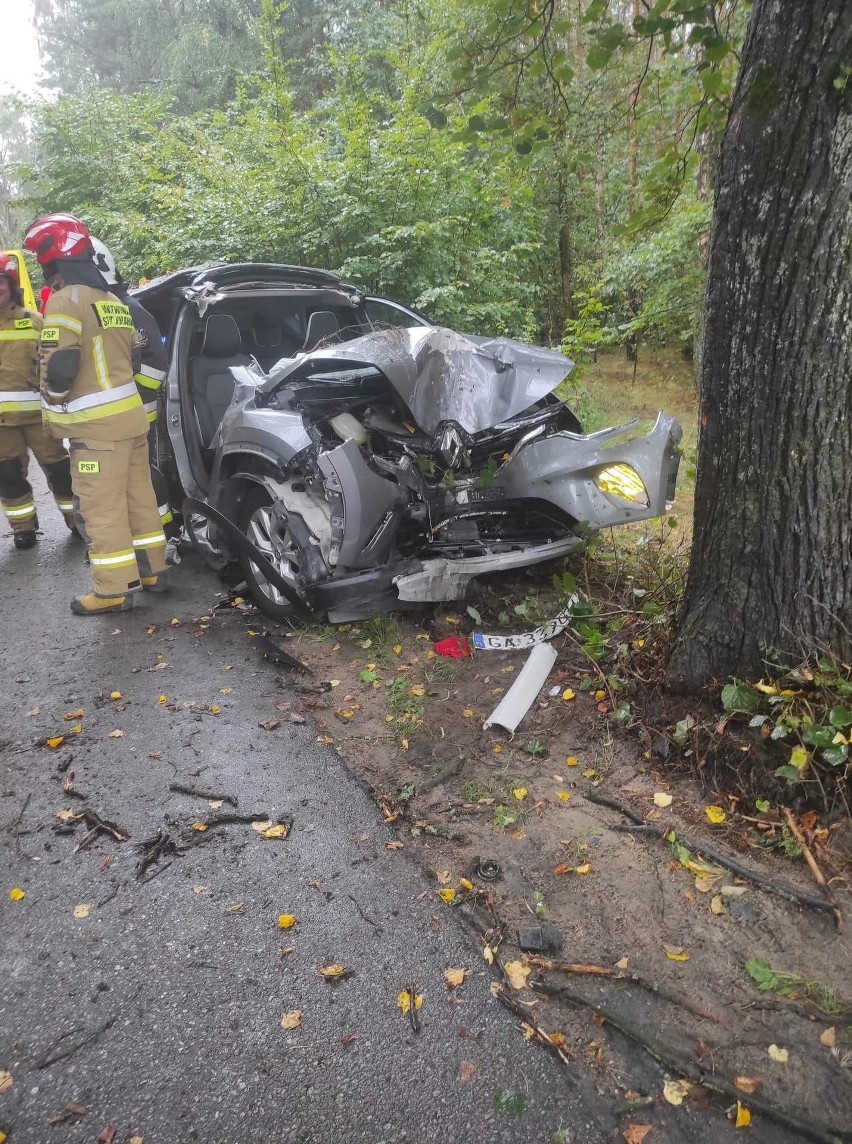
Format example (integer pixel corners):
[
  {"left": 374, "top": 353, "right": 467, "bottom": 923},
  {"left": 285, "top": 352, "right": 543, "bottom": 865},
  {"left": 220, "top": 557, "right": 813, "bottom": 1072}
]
[{"left": 596, "top": 464, "right": 648, "bottom": 505}]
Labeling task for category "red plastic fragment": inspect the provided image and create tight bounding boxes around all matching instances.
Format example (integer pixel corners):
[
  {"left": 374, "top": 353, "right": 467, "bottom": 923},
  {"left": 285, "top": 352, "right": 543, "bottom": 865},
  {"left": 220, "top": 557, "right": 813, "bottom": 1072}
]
[{"left": 434, "top": 634, "right": 472, "bottom": 658}]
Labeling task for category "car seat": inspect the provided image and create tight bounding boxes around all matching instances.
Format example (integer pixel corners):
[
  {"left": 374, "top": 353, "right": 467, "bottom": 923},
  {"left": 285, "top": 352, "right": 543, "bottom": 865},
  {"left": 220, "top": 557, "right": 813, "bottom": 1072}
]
[
  {"left": 300, "top": 310, "right": 340, "bottom": 353},
  {"left": 188, "top": 313, "right": 251, "bottom": 447}
]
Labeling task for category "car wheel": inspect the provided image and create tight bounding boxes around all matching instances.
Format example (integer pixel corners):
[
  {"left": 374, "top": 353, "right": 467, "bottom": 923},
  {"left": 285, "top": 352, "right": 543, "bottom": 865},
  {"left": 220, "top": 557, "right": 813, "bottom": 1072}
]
[{"left": 238, "top": 486, "right": 308, "bottom": 622}]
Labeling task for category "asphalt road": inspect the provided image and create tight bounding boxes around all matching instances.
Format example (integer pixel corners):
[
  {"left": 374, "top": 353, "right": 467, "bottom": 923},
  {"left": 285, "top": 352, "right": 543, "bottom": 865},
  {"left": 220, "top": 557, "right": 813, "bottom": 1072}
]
[{"left": 0, "top": 485, "right": 607, "bottom": 1144}]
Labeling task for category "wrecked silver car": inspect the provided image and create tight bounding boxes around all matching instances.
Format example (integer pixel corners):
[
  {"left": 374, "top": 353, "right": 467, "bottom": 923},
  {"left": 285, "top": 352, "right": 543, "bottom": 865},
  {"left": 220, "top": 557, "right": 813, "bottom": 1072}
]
[{"left": 138, "top": 264, "right": 681, "bottom": 621}]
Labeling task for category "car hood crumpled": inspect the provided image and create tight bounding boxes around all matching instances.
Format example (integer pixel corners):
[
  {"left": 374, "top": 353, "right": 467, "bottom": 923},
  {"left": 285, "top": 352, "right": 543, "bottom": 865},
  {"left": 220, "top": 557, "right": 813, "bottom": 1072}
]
[{"left": 262, "top": 326, "right": 575, "bottom": 435}]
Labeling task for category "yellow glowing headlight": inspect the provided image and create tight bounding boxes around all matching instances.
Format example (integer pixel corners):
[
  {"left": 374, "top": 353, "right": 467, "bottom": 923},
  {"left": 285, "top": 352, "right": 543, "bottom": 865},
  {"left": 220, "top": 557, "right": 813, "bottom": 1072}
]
[{"left": 596, "top": 464, "right": 648, "bottom": 504}]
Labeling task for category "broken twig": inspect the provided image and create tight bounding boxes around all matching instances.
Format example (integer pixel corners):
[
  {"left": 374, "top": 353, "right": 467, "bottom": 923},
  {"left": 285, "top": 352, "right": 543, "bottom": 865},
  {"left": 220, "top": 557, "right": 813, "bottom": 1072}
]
[
  {"left": 169, "top": 782, "right": 238, "bottom": 807},
  {"left": 525, "top": 955, "right": 724, "bottom": 1024},
  {"left": 34, "top": 1017, "right": 116, "bottom": 1070},
  {"left": 782, "top": 807, "right": 843, "bottom": 930}
]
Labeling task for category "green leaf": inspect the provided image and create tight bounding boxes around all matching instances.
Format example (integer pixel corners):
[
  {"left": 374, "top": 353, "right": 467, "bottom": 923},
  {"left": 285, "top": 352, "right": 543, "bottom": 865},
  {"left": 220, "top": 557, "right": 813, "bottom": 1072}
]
[
  {"left": 422, "top": 105, "right": 448, "bottom": 129},
  {"left": 699, "top": 68, "right": 726, "bottom": 98},
  {"left": 821, "top": 743, "right": 849, "bottom": 767},
  {"left": 774, "top": 764, "right": 804, "bottom": 783},
  {"left": 586, "top": 44, "right": 613, "bottom": 70},
  {"left": 721, "top": 681, "right": 762, "bottom": 714},
  {"left": 467, "top": 114, "right": 488, "bottom": 132},
  {"left": 828, "top": 706, "right": 852, "bottom": 728},
  {"left": 801, "top": 724, "right": 835, "bottom": 748},
  {"left": 466, "top": 605, "right": 482, "bottom": 625},
  {"left": 493, "top": 1090, "right": 527, "bottom": 1117},
  {"left": 755, "top": 799, "right": 770, "bottom": 812},
  {"left": 745, "top": 957, "right": 780, "bottom": 992},
  {"left": 789, "top": 745, "right": 808, "bottom": 770}
]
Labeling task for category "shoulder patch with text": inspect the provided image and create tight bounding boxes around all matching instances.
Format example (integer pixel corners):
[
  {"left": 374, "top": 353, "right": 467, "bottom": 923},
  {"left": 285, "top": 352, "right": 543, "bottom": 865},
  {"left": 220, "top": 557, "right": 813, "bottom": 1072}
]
[
  {"left": 14, "top": 318, "right": 35, "bottom": 330},
  {"left": 91, "top": 301, "right": 135, "bottom": 330},
  {"left": 40, "top": 326, "right": 60, "bottom": 346}
]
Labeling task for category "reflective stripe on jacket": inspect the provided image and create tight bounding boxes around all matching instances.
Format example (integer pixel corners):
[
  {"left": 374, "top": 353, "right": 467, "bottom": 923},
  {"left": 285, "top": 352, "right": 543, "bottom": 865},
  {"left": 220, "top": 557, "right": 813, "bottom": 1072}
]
[
  {"left": 0, "top": 304, "right": 43, "bottom": 426},
  {"left": 38, "top": 284, "right": 147, "bottom": 441}
]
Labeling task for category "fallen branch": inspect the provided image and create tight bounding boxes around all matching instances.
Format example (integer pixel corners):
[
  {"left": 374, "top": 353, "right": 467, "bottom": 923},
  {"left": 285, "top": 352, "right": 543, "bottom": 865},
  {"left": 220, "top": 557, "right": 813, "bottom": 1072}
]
[
  {"left": 534, "top": 982, "right": 851, "bottom": 1144},
  {"left": 416, "top": 756, "right": 465, "bottom": 796},
  {"left": 525, "top": 955, "right": 724, "bottom": 1024},
  {"left": 782, "top": 807, "right": 843, "bottom": 931},
  {"left": 34, "top": 1017, "right": 117, "bottom": 1070},
  {"left": 739, "top": 998, "right": 851, "bottom": 1027},
  {"left": 199, "top": 812, "right": 271, "bottom": 828},
  {"left": 492, "top": 982, "right": 573, "bottom": 1068},
  {"left": 588, "top": 793, "right": 839, "bottom": 919},
  {"left": 169, "top": 782, "right": 238, "bottom": 807},
  {"left": 13, "top": 792, "right": 31, "bottom": 855},
  {"left": 135, "top": 830, "right": 180, "bottom": 880}
]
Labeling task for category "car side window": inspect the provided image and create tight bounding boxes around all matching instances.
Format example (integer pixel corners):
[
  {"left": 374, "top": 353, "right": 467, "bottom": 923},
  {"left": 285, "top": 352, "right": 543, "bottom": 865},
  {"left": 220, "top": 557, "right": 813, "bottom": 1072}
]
[{"left": 365, "top": 297, "right": 431, "bottom": 329}]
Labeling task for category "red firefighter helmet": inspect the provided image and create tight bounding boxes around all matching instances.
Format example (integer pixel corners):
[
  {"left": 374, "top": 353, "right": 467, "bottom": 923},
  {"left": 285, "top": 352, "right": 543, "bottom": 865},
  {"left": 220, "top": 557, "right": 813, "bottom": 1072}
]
[
  {"left": 0, "top": 253, "right": 20, "bottom": 284},
  {"left": 23, "top": 213, "right": 93, "bottom": 264}
]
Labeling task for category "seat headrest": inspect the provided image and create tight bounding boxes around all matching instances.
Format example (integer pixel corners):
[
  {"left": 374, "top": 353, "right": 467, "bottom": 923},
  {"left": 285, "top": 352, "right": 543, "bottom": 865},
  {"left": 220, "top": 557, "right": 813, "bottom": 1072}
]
[
  {"left": 302, "top": 310, "right": 340, "bottom": 352},
  {"left": 253, "top": 320, "right": 281, "bottom": 349},
  {"left": 201, "top": 313, "right": 243, "bottom": 357}
]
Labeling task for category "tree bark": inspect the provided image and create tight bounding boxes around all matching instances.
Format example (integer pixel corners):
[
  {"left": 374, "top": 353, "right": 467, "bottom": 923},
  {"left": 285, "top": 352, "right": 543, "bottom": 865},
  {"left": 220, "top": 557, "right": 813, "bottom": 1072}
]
[{"left": 668, "top": 0, "right": 852, "bottom": 689}]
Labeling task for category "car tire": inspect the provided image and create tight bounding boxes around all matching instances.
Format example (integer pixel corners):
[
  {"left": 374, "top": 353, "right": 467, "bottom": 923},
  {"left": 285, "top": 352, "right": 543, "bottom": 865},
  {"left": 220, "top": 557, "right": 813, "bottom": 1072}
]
[{"left": 237, "top": 485, "right": 309, "bottom": 623}]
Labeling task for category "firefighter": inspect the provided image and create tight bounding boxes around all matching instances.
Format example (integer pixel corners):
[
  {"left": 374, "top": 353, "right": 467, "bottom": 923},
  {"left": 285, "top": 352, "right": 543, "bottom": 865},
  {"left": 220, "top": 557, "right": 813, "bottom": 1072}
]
[
  {"left": 0, "top": 253, "right": 76, "bottom": 548},
  {"left": 89, "top": 238, "right": 173, "bottom": 531},
  {"left": 23, "top": 213, "right": 169, "bottom": 614}
]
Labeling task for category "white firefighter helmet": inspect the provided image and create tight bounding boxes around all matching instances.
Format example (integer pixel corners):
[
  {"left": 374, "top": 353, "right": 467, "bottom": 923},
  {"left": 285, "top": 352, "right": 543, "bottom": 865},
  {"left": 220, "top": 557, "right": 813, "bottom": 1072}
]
[{"left": 90, "top": 237, "right": 119, "bottom": 286}]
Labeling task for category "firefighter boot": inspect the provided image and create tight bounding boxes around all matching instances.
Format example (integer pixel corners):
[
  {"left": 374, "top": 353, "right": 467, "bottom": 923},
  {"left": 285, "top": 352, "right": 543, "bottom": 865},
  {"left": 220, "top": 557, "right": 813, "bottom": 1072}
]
[
  {"left": 70, "top": 593, "right": 133, "bottom": 616},
  {"left": 140, "top": 574, "right": 170, "bottom": 593},
  {"left": 13, "top": 526, "right": 37, "bottom": 550}
]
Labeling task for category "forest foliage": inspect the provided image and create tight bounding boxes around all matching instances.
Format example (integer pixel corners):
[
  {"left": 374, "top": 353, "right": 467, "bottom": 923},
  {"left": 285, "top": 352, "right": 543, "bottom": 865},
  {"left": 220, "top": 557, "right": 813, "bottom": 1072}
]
[{"left": 4, "top": 1, "right": 750, "bottom": 351}]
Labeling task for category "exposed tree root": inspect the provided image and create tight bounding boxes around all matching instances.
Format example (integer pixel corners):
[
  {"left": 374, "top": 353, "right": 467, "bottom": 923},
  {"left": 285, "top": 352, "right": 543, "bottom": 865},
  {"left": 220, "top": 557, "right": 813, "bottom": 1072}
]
[{"left": 533, "top": 982, "right": 851, "bottom": 1144}]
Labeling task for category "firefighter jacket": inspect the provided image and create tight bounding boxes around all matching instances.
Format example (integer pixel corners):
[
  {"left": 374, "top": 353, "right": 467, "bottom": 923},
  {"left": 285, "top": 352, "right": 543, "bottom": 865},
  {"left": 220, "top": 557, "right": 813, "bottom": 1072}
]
[
  {"left": 38, "top": 284, "right": 147, "bottom": 441},
  {"left": 0, "top": 303, "right": 44, "bottom": 427},
  {"left": 127, "top": 295, "right": 167, "bottom": 423}
]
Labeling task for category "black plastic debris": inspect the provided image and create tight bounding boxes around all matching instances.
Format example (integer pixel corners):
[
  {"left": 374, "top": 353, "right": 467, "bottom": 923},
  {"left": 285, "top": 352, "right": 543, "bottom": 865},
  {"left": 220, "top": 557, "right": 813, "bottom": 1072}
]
[
  {"left": 517, "top": 921, "right": 564, "bottom": 953},
  {"left": 253, "top": 634, "right": 312, "bottom": 674},
  {"left": 476, "top": 858, "right": 502, "bottom": 881}
]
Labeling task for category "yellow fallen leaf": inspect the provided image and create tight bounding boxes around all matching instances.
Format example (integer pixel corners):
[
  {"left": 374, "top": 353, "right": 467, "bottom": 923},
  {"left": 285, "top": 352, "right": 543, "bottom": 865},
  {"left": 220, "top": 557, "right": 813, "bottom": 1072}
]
[
  {"left": 67, "top": 723, "right": 82, "bottom": 734},
  {"left": 386, "top": 841, "right": 404, "bottom": 850},
  {"left": 594, "top": 689, "right": 606, "bottom": 701},
  {"left": 735, "top": 1102, "right": 751, "bottom": 1128},
  {"left": 710, "top": 894, "right": 726, "bottom": 914},
  {"left": 262, "top": 824, "right": 290, "bottom": 839},
  {"left": 9, "top": 888, "right": 25, "bottom": 901},
  {"left": 318, "top": 964, "right": 346, "bottom": 978},
  {"left": 397, "top": 990, "right": 423, "bottom": 1013},
  {"left": 437, "top": 888, "right": 456, "bottom": 903},
  {"left": 575, "top": 863, "right": 591, "bottom": 875},
  {"left": 548, "top": 1032, "right": 567, "bottom": 1048},
  {"left": 459, "top": 878, "right": 473, "bottom": 890},
  {"left": 191, "top": 821, "right": 208, "bottom": 832},
  {"left": 582, "top": 769, "right": 596, "bottom": 778},
  {"left": 55, "top": 809, "right": 78, "bottom": 822},
  {"left": 767, "top": 1044, "right": 788, "bottom": 1062},
  {"left": 130, "top": 1137, "right": 144, "bottom": 1144},
  {"left": 462, "top": 708, "right": 475, "bottom": 718},
  {"left": 221, "top": 686, "right": 233, "bottom": 694},
  {"left": 46, "top": 736, "right": 65, "bottom": 749},
  {"left": 662, "top": 1078, "right": 693, "bottom": 1105},
  {"left": 615, "top": 957, "right": 629, "bottom": 970},
  {"left": 109, "top": 691, "right": 122, "bottom": 700},
  {"left": 662, "top": 944, "right": 690, "bottom": 961},
  {"left": 281, "top": 1010, "right": 302, "bottom": 1029},
  {"left": 0, "top": 1070, "right": 11, "bottom": 1094},
  {"left": 278, "top": 914, "right": 296, "bottom": 928},
  {"left": 251, "top": 819, "right": 274, "bottom": 832},
  {"left": 653, "top": 792, "right": 673, "bottom": 808},
  {"left": 210, "top": 705, "right": 221, "bottom": 715},
  {"left": 734, "top": 1076, "right": 759, "bottom": 1094},
  {"left": 504, "top": 960, "right": 531, "bottom": 990},
  {"left": 436, "top": 869, "right": 452, "bottom": 884},
  {"left": 392, "top": 644, "right": 402, "bottom": 655},
  {"left": 146, "top": 625, "right": 156, "bottom": 635},
  {"left": 521, "top": 1021, "right": 536, "bottom": 1041},
  {"left": 705, "top": 805, "right": 726, "bottom": 823},
  {"left": 562, "top": 689, "right": 576, "bottom": 701},
  {"left": 557, "top": 790, "right": 571, "bottom": 801},
  {"left": 158, "top": 694, "right": 167, "bottom": 704},
  {"left": 108, "top": 729, "right": 123, "bottom": 738},
  {"left": 501, "top": 665, "right": 515, "bottom": 674},
  {"left": 73, "top": 903, "right": 91, "bottom": 918},
  {"left": 820, "top": 1027, "right": 836, "bottom": 1047},
  {"left": 493, "top": 744, "right": 502, "bottom": 753},
  {"left": 483, "top": 945, "right": 494, "bottom": 964},
  {"left": 566, "top": 756, "right": 579, "bottom": 766},
  {"left": 225, "top": 903, "right": 244, "bottom": 912},
  {"left": 64, "top": 709, "right": 84, "bottom": 721},
  {"left": 513, "top": 787, "right": 528, "bottom": 800},
  {"left": 444, "top": 968, "right": 466, "bottom": 988},
  {"left": 409, "top": 685, "right": 425, "bottom": 696}
]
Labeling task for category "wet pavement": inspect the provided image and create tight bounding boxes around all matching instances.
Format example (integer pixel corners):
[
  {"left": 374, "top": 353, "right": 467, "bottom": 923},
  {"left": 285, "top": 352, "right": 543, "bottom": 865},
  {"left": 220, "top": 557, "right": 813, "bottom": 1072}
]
[{"left": 0, "top": 481, "right": 605, "bottom": 1144}]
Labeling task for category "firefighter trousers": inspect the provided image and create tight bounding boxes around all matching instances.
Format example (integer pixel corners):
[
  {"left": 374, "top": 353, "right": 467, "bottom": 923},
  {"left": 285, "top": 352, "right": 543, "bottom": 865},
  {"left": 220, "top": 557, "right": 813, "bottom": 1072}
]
[
  {"left": 0, "top": 421, "right": 74, "bottom": 532},
  {"left": 69, "top": 433, "right": 168, "bottom": 598}
]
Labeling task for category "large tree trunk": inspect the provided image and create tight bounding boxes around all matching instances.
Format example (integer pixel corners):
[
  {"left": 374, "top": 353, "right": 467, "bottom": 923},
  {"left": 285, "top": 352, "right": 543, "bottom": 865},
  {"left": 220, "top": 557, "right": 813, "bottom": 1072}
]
[{"left": 668, "top": 0, "right": 852, "bottom": 689}]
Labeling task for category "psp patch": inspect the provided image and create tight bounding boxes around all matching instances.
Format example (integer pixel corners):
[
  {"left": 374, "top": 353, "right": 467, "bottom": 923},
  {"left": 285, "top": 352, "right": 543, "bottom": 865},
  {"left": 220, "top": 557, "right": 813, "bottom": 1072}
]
[
  {"left": 77, "top": 460, "right": 100, "bottom": 474},
  {"left": 91, "top": 301, "right": 134, "bottom": 330},
  {"left": 14, "top": 318, "right": 35, "bottom": 330},
  {"left": 40, "top": 326, "right": 60, "bottom": 345}
]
